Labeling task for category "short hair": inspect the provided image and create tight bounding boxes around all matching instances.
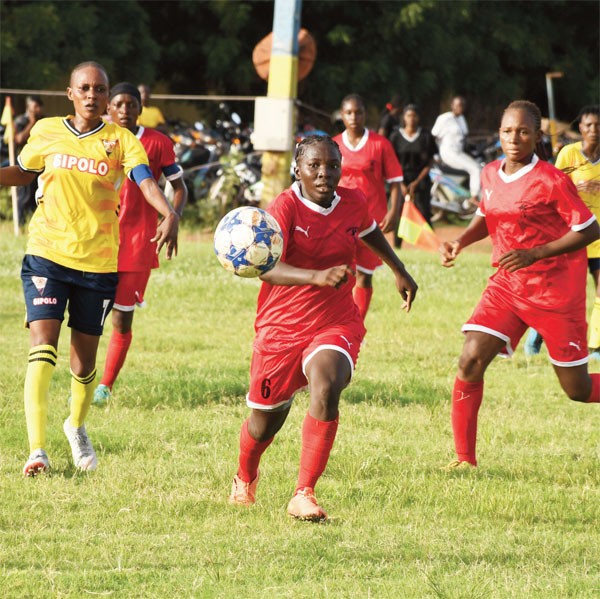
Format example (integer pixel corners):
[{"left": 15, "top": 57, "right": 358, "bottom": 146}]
[
  {"left": 295, "top": 135, "right": 341, "bottom": 163},
  {"left": 340, "top": 94, "right": 365, "bottom": 111},
  {"left": 503, "top": 100, "right": 542, "bottom": 131},
  {"left": 70, "top": 61, "right": 109, "bottom": 84},
  {"left": 578, "top": 105, "right": 599, "bottom": 122}
]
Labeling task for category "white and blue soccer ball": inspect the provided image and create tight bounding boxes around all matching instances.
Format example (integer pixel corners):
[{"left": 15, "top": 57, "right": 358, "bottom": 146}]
[{"left": 214, "top": 206, "right": 283, "bottom": 278}]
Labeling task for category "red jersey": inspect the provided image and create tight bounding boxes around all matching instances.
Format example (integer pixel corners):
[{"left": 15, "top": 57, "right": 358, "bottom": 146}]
[
  {"left": 118, "top": 126, "right": 182, "bottom": 271},
  {"left": 254, "top": 183, "right": 376, "bottom": 351},
  {"left": 333, "top": 129, "right": 403, "bottom": 222},
  {"left": 479, "top": 155, "right": 596, "bottom": 310}
]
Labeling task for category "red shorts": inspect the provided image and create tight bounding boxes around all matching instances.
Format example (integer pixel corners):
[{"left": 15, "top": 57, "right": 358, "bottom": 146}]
[
  {"left": 464, "top": 283, "right": 589, "bottom": 366},
  {"left": 114, "top": 271, "right": 152, "bottom": 311},
  {"left": 247, "top": 325, "right": 365, "bottom": 411},
  {"left": 356, "top": 240, "right": 382, "bottom": 275}
]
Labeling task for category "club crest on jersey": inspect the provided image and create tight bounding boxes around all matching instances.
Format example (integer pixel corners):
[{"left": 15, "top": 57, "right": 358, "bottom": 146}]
[
  {"left": 101, "top": 139, "right": 119, "bottom": 156},
  {"left": 31, "top": 276, "right": 47, "bottom": 294}
]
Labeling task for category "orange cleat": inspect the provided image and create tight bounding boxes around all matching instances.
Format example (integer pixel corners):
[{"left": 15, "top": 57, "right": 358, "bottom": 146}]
[
  {"left": 229, "top": 472, "right": 259, "bottom": 506},
  {"left": 287, "top": 487, "right": 328, "bottom": 521}
]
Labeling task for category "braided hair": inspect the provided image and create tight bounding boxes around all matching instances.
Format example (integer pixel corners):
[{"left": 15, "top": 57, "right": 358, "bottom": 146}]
[
  {"left": 294, "top": 135, "right": 341, "bottom": 163},
  {"left": 504, "top": 100, "right": 546, "bottom": 159}
]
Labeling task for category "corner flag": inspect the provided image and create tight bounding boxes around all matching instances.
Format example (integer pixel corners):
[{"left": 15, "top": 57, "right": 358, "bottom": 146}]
[
  {"left": 1, "top": 97, "right": 14, "bottom": 146},
  {"left": 398, "top": 196, "right": 440, "bottom": 252}
]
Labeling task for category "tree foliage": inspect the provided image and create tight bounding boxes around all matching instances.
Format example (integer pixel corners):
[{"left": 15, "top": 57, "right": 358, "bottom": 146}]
[{"left": 1, "top": 0, "right": 597, "bottom": 127}]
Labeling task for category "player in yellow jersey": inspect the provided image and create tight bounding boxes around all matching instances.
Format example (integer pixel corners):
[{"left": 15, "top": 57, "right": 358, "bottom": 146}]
[
  {"left": 555, "top": 106, "right": 600, "bottom": 359},
  {"left": 0, "top": 61, "right": 180, "bottom": 477}
]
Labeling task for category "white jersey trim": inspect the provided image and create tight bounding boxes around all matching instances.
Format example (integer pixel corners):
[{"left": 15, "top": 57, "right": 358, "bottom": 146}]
[
  {"left": 399, "top": 128, "right": 422, "bottom": 143},
  {"left": 549, "top": 356, "right": 589, "bottom": 367},
  {"left": 291, "top": 181, "right": 341, "bottom": 215},
  {"left": 497, "top": 154, "right": 539, "bottom": 183},
  {"left": 358, "top": 220, "right": 378, "bottom": 238},
  {"left": 341, "top": 128, "right": 369, "bottom": 152},
  {"left": 572, "top": 214, "right": 597, "bottom": 232},
  {"left": 246, "top": 392, "right": 295, "bottom": 412}
]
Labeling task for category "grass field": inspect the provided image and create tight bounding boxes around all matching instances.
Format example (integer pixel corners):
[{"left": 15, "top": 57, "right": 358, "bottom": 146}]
[{"left": 1, "top": 222, "right": 599, "bottom": 598}]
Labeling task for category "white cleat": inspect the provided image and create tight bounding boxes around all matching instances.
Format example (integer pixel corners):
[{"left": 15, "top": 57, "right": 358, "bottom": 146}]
[
  {"left": 23, "top": 449, "right": 50, "bottom": 477},
  {"left": 63, "top": 418, "right": 98, "bottom": 471}
]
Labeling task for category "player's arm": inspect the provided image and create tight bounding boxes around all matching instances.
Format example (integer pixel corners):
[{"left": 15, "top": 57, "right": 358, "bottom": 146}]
[
  {"left": 0, "top": 165, "right": 37, "bottom": 187},
  {"left": 441, "top": 214, "right": 489, "bottom": 268},
  {"left": 134, "top": 171, "right": 180, "bottom": 259},
  {"left": 498, "top": 219, "right": 600, "bottom": 273},
  {"left": 260, "top": 261, "right": 353, "bottom": 288},
  {"left": 361, "top": 226, "right": 418, "bottom": 312},
  {"left": 169, "top": 176, "right": 188, "bottom": 217},
  {"left": 380, "top": 181, "right": 401, "bottom": 233}
]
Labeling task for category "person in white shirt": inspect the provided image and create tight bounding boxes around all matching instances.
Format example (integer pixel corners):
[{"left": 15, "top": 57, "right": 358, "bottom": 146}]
[{"left": 432, "top": 95, "right": 481, "bottom": 207}]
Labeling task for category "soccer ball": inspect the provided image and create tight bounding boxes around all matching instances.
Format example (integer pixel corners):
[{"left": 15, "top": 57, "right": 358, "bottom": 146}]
[{"left": 214, "top": 206, "right": 284, "bottom": 278}]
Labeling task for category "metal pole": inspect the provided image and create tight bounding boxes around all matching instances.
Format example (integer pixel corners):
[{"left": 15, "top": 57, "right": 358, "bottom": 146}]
[{"left": 545, "top": 72, "right": 563, "bottom": 158}]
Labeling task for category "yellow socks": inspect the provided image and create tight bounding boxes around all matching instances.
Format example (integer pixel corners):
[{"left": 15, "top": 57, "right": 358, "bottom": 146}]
[
  {"left": 24, "top": 345, "right": 57, "bottom": 452},
  {"left": 69, "top": 369, "right": 96, "bottom": 428}
]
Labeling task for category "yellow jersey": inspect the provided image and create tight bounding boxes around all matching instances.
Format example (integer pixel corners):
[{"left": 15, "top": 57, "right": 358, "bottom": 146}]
[
  {"left": 18, "top": 116, "right": 149, "bottom": 273},
  {"left": 137, "top": 105, "right": 165, "bottom": 129},
  {"left": 555, "top": 141, "right": 600, "bottom": 258}
]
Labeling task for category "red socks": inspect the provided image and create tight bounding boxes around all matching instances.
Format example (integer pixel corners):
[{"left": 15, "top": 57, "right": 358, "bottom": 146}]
[
  {"left": 353, "top": 286, "right": 373, "bottom": 320},
  {"left": 100, "top": 330, "right": 133, "bottom": 389},
  {"left": 587, "top": 373, "right": 600, "bottom": 403},
  {"left": 237, "top": 419, "right": 273, "bottom": 483},
  {"left": 451, "top": 377, "right": 484, "bottom": 466},
  {"left": 296, "top": 412, "right": 339, "bottom": 491}
]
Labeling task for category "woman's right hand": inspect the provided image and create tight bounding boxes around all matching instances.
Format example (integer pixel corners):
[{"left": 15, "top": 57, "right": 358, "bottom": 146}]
[{"left": 440, "top": 240, "right": 461, "bottom": 268}]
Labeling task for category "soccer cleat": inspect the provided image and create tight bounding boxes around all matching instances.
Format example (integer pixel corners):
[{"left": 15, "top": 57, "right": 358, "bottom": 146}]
[
  {"left": 444, "top": 459, "right": 477, "bottom": 471},
  {"left": 23, "top": 449, "right": 50, "bottom": 477},
  {"left": 229, "top": 472, "right": 259, "bottom": 506},
  {"left": 92, "top": 384, "right": 111, "bottom": 407},
  {"left": 524, "top": 328, "right": 543, "bottom": 356},
  {"left": 287, "top": 487, "right": 328, "bottom": 521},
  {"left": 63, "top": 418, "right": 98, "bottom": 471}
]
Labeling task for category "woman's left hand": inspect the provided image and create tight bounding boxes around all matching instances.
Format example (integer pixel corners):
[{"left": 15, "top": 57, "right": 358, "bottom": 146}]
[
  {"left": 379, "top": 210, "right": 397, "bottom": 234},
  {"left": 498, "top": 248, "right": 538, "bottom": 272},
  {"left": 152, "top": 212, "right": 180, "bottom": 259}
]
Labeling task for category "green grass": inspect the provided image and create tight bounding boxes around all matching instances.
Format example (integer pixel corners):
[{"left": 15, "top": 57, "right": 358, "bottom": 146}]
[{"left": 0, "top": 222, "right": 599, "bottom": 598}]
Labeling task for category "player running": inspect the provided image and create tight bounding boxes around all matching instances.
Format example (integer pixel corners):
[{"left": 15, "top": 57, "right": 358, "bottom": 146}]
[
  {"left": 228, "top": 135, "right": 418, "bottom": 520},
  {"left": 555, "top": 106, "right": 600, "bottom": 359},
  {"left": 440, "top": 100, "right": 600, "bottom": 469},
  {"left": 93, "top": 82, "right": 187, "bottom": 407},
  {"left": 0, "top": 62, "right": 179, "bottom": 476},
  {"left": 333, "top": 94, "right": 405, "bottom": 320}
]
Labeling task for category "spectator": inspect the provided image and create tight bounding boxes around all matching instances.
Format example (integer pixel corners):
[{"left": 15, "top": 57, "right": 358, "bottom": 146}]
[
  {"left": 137, "top": 84, "right": 167, "bottom": 132},
  {"left": 378, "top": 95, "right": 403, "bottom": 139}
]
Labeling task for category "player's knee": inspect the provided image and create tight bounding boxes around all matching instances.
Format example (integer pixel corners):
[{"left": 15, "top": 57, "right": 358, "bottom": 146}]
[
  {"left": 310, "top": 379, "right": 342, "bottom": 419},
  {"left": 457, "top": 349, "right": 487, "bottom": 380}
]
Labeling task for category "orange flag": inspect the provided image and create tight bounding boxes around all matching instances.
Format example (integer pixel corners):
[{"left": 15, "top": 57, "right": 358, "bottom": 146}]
[{"left": 398, "top": 197, "right": 441, "bottom": 252}]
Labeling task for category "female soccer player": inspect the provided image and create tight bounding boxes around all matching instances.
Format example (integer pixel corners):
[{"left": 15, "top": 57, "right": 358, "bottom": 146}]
[
  {"left": 555, "top": 106, "right": 600, "bottom": 359},
  {"left": 93, "top": 82, "right": 187, "bottom": 407},
  {"left": 332, "top": 94, "right": 404, "bottom": 320},
  {"left": 0, "top": 62, "right": 179, "bottom": 476},
  {"left": 229, "top": 135, "right": 418, "bottom": 520},
  {"left": 441, "top": 100, "right": 600, "bottom": 469},
  {"left": 389, "top": 104, "right": 438, "bottom": 227}
]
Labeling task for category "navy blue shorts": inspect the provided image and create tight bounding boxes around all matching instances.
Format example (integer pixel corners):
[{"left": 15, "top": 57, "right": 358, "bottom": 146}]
[
  {"left": 589, "top": 257, "right": 600, "bottom": 275},
  {"left": 21, "top": 255, "right": 118, "bottom": 336}
]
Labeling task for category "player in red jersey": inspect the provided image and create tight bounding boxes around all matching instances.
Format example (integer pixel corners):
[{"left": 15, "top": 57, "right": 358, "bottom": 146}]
[
  {"left": 333, "top": 94, "right": 405, "bottom": 320},
  {"left": 229, "top": 135, "right": 418, "bottom": 520},
  {"left": 93, "top": 83, "right": 188, "bottom": 406},
  {"left": 440, "top": 100, "right": 600, "bottom": 469}
]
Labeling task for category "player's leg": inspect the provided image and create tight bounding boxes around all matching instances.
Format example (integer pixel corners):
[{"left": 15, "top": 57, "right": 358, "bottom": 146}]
[
  {"left": 449, "top": 331, "right": 505, "bottom": 468},
  {"left": 21, "top": 255, "right": 68, "bottom": 476},
  {"left": 96, "top": 271, "right": 150, "bottom": 405},
  {"left": 64, "top": 272, "right": 116, "bottom": 471},
  {"left": 230, "top": 346, "right": 304, "bottom": 506},
  {"left": 588, "top": 263, "right": 600, "bottom": 359},
  {"left": 353, "top": 243, "right": 380, "bottom": 320},
  {"left": 553, "top": 364, "right": 599, "bottom": 403},
  {"left": 288, "top": 342, "right": 354, "bottom": 521}
]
